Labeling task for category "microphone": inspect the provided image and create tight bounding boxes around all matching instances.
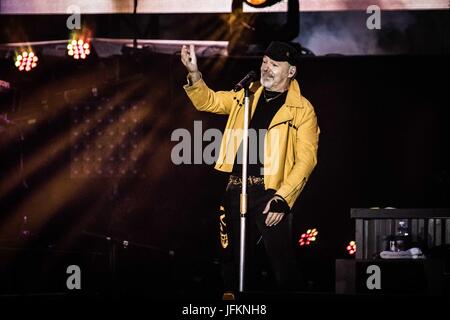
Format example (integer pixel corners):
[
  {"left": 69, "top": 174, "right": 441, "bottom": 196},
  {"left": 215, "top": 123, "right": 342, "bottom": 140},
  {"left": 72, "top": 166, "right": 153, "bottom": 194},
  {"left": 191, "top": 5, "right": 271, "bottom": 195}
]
[{"left": 233, "top": 71, "right": 257, "bottom": 92}]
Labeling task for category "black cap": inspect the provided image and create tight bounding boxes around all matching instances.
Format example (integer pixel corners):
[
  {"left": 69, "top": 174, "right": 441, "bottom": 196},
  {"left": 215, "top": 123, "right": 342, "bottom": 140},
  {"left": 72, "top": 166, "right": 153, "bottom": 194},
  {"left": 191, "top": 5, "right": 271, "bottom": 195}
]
[{"left": 264, "top": 41, "right": 299, "bottom": 66}]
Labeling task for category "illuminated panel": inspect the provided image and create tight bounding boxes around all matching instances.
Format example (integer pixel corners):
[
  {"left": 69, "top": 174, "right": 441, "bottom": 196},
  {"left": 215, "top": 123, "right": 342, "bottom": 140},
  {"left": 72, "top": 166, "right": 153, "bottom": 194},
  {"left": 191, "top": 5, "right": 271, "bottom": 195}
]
[
  {"left": 243, "top": 0, "right": 450, "bottom": 12},
  {"left": 70, "top": 95, "right": 143, "bottom": 179},
  {"left": 1, "top": 0, "right": 448, "bottom": 14}
]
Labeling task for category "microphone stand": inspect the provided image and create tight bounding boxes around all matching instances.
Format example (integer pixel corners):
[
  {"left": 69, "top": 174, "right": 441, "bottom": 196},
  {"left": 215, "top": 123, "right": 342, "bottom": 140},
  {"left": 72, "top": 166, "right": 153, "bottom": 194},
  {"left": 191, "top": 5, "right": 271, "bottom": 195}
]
[{"left": 239, "top": 85, "right": 250, "bottom": 293}]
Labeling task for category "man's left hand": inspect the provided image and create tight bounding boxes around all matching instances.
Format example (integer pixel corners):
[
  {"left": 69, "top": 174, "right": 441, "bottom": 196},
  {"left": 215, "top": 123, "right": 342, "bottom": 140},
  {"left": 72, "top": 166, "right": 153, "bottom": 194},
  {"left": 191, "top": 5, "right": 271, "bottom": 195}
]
[{"left": 263, "top": 196, "right": 286, "bottom": 227}]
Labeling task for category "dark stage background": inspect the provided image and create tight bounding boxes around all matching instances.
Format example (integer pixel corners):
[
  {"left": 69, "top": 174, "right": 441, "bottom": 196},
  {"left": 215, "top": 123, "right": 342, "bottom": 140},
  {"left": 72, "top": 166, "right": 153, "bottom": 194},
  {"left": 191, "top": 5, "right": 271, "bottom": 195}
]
[{"left": 0, "top": 51, "right": 449, "bottom": 298}]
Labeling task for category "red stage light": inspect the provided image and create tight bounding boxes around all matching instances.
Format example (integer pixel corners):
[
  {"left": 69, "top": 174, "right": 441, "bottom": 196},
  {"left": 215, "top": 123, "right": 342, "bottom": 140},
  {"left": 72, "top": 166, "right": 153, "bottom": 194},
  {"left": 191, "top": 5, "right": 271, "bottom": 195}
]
[
  {"left": 298, "top": 228, "right": 318, "bottom": 247},
  {"left": 15, "top": 50, "right": 38, "bottom": 71},
  {"left": 346, "top": 241, "right": 356, "bottom": 255},
  {"left": 67, "top": 38, "right": 91, "bottom": 60}
]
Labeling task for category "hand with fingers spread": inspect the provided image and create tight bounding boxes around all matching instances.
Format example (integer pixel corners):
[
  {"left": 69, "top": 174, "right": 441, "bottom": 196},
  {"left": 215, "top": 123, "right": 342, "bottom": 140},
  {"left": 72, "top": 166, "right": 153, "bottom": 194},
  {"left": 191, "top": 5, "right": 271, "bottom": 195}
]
[
  {"left": 181, "top": 44, "right": 201, "bottom": 84},
  {"left": 262, "top": 195, "right": 290, "bottom": 227}
]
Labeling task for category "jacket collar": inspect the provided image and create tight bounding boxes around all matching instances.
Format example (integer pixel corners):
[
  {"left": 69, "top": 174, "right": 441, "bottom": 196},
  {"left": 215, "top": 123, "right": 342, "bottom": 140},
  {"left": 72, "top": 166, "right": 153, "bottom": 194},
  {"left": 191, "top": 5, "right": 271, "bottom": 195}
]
[
  {"left": 285, "top": 79, "right": 303, "bottom": 108},
  {"left": 250, "top": 79, "right": 303, "bottom": 109}
]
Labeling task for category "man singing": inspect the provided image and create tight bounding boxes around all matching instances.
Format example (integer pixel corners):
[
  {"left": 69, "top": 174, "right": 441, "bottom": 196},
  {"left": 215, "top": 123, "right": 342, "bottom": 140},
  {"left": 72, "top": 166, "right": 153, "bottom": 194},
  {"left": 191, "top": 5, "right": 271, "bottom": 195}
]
[{"left": 181, "top": 41, "right": 319, "bottom": 295}]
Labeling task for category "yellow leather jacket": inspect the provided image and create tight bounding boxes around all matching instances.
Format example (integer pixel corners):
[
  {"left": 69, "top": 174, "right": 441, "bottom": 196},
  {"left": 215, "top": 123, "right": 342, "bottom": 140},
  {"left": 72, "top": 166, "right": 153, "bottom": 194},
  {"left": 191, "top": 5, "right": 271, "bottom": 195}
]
[{"left": 184, "top": 78, "right": 319, "bottom": 208}]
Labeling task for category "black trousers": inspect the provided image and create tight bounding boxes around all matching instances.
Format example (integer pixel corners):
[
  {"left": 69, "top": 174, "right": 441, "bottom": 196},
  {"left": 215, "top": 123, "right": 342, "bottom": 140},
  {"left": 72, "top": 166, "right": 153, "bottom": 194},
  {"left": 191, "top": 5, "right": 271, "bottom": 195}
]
[{"left": 220, "top": 181, "right": 301, "bottom": 292}]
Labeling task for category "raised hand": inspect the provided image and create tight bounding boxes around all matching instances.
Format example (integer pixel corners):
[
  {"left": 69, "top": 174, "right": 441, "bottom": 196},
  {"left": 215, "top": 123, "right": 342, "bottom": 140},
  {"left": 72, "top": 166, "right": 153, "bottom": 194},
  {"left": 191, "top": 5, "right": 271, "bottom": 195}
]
[
  {"left": 181, "top": 44, "right": 198, "bottom": 73},
  {"left": 181, "top": 44, "right": 202, "bottom": 84}
]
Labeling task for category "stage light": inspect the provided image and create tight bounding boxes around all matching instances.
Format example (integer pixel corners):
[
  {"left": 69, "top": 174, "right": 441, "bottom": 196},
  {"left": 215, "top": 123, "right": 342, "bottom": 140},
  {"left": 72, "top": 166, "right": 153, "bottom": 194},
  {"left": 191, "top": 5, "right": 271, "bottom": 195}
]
[
  {"left": 244, "top": 0, "right": 281, "bottom": 8},
  {"left": 346, "top": 241, "right": 356, "bottom": 255},
  {"left": 15, "top": 50, "right": 38, "bottom": 72},
  {"left": 246, "top": 0, "right": 267, "bottom": 5},
  {"left": 298, "top": 228, "right": 318, "bottom": 247},
  {"left": 67, "top": 38, "right": 91, "bottom": 60}
]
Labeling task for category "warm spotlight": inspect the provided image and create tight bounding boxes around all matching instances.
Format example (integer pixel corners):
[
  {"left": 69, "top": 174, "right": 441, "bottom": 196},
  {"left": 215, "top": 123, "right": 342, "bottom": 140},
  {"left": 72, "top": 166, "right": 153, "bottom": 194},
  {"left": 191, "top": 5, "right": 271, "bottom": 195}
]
[
  {"left": 246, "top": 0, "right": 267, "bottom": 5},
  {"left": 15, "top": 50, "right": 38, "bottom": 72},
  {"left": 244, "top": 0, "right": 281, "bottom": 8},
  {"left": 67, "top": 38, "right": 91, "bottom": 60},
  {"left": 346, "top": 241, "right": 356, "bottom": 255},
  {"left": 298, "top": 228, "right": 318, "bottom": 247}
]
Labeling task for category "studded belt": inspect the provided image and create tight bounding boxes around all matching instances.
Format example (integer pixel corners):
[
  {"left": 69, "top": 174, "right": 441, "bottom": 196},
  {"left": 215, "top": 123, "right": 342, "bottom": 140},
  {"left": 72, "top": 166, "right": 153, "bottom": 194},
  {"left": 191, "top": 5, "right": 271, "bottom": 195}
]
[{"left": 228, "top": 175, "right": 264, "bottom": 186}]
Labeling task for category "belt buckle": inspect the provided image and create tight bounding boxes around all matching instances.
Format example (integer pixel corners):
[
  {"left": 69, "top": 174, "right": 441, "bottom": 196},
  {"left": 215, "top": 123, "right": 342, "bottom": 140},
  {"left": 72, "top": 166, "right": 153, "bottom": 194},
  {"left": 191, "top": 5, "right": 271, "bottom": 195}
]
[{"left": 230, "top": 175, "right": 240, "bottom": 185}]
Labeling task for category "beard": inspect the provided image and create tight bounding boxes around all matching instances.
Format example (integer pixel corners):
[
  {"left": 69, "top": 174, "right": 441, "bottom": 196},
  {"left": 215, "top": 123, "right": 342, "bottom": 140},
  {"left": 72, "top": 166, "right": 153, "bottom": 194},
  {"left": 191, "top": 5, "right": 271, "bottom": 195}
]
[{"left": 260, "top": 73, "right": 275, "bottom": 89}]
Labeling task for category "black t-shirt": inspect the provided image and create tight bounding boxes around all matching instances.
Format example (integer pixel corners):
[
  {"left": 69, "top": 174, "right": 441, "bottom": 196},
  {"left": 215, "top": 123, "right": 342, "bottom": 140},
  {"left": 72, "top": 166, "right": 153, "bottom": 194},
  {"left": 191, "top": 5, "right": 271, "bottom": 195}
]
[{"left": 231, "top": 89, "right": 288, "bottom": 176}]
